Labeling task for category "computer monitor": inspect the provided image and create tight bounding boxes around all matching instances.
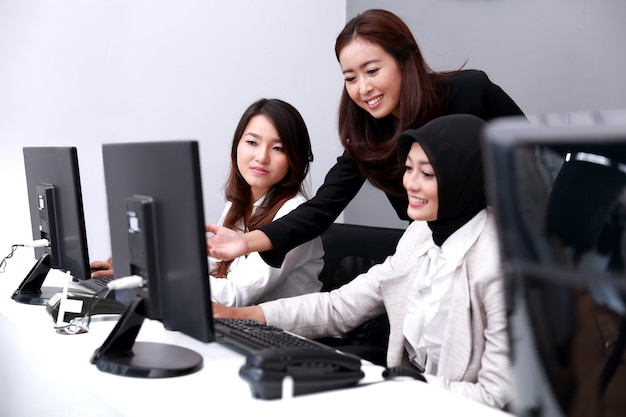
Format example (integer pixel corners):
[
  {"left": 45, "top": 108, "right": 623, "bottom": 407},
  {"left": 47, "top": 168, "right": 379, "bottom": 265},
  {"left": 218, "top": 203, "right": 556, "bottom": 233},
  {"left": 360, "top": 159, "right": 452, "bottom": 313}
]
[
  {"left": 482, "top": 115, "right": 626, "bottom": 416},
  {"left": 13, "top": 147, "right": 91, "bottom": 305},
  {"left": 91, "top": 140, "right": 214, "bottom": 378}
]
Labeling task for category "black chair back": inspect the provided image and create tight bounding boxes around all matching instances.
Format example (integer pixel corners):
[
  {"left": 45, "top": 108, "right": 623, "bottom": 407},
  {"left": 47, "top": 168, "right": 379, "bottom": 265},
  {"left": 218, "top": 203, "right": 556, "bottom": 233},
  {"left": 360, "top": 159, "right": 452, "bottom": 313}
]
[{"left": 317, "top": 222, "right": 405, "bottom": 366}]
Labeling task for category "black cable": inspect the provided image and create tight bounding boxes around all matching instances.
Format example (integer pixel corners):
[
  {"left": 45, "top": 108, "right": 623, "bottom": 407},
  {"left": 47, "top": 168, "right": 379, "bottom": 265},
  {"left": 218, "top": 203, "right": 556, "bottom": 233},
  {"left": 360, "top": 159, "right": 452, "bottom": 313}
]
[
  {"left": 0, "top": 244, "right": 23, "bottom": 273},
  {"left": 1, "top": 240, "right": 49, "bottom": 273}
]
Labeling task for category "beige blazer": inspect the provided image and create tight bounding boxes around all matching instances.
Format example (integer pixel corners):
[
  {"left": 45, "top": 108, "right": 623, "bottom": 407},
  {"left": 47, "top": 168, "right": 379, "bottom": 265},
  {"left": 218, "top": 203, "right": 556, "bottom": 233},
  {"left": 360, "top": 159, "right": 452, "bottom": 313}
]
[{"left": 262, "top": 208, "right": 511, "bottom": 409}]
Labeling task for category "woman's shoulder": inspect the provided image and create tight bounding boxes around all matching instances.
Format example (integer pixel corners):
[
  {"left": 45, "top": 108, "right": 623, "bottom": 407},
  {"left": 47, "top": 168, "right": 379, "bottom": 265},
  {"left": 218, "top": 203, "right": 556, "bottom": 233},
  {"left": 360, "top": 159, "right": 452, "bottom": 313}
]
[
  {"left": 394, "top": 220, "right": 431, "bottom": 253},
  {"left": 274, "top": 193, "right": 308, "bottom": 219},
  {"left": 466, "top": 209, "right": 502, "bottom": 268},
  {"left": 468, "top": 208, "right": 499, "bottom": 245},
  {"left": 216, "top": 200, "right": 233, "bottom": 226},
  {"left": 438, "top": 70, "right": 519, "bottom": 119},
  {"left": 439, "top": 69, "right": 490, "bottom": 93}
]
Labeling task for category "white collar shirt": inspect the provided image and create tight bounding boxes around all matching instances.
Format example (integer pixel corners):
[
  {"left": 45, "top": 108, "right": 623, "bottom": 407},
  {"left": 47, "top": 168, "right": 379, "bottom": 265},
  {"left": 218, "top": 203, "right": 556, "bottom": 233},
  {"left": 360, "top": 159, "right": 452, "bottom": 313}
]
[{"left": 403, "top": 209, "right": 488, "bottom": 373}]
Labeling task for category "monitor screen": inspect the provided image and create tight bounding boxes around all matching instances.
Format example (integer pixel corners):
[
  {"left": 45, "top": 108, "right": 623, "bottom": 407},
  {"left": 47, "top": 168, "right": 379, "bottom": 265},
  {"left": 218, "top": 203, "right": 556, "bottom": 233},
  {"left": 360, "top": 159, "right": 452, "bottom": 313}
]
[
  {"left": 483, "top": 115, "right": 626, "bottom": 417},
  {"left": 14, "top": 147, "right": 91, "bottom": 304},
  {"left": 91, "top": 140, "right": 214, "bottom": 378}
]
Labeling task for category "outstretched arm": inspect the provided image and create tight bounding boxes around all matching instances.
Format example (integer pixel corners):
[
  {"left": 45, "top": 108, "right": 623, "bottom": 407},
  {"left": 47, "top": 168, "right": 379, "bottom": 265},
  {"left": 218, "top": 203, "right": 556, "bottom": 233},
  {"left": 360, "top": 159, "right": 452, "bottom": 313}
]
[
  {"left": 209, "top": 154, "right": 367, "bottom": 266},
  {"left": 258, "top": 154, "right": 366, "bottom": 267},
  {"left": 205, "top": 224, "right": 269, "bottom": 261}
]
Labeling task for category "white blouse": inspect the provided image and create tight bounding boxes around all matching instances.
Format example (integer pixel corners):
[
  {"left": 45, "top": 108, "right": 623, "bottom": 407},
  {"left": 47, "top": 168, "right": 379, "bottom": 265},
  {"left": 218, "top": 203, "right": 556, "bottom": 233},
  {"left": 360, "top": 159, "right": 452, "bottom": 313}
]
[
  {"left": 208, "top": 193, "right": 324, "bottom": 307},
  {"left": 403, "top": 209, "right": 488, "bottom": 373}
]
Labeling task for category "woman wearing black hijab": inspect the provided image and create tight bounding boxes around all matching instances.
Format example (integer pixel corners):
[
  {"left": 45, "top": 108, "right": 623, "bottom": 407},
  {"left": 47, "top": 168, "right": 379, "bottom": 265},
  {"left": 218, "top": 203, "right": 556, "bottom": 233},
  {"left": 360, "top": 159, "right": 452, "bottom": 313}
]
[{"left": 213, "top": 114, "right": 510, "bottom": 409}]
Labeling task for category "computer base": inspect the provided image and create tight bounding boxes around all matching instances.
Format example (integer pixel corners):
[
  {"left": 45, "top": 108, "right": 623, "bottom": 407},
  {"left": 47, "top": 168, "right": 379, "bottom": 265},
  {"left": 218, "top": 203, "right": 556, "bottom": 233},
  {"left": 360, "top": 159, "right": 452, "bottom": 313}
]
[
  {"left": 91, "top": 294, "right": 203, "bottom": 378},
  {"left": 92, "top": 341, "right": 203, "bottom": 378},
  {"left": 11, "top": 253, "right": 60, "bottom": 305},
  {"left": 12, "top": 285, "right": 63, "bottom": 305}
]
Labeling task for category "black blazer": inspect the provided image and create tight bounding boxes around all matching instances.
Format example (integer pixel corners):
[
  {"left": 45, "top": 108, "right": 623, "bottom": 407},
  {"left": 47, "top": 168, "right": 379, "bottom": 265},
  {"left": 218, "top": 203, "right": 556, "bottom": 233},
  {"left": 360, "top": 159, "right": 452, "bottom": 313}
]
[{"left": 260, "top": 69, "right": 524, "bottom": 267}]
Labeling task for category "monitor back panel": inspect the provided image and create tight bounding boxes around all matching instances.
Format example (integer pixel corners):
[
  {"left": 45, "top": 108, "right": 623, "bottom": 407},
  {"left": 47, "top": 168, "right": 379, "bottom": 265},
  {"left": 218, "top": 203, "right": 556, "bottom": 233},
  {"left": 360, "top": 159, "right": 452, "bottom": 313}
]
[
  {"left": 23, "top": 146, "right": 91, "bottom": 280},
  {"left": 102, "top": 141, "right": 214, "bottom": 343}
]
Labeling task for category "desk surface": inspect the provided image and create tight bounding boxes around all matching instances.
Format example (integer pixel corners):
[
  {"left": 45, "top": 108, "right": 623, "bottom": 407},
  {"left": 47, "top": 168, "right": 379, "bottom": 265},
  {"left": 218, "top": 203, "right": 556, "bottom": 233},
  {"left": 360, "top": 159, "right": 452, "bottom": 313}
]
[{"left": 0, "top": 254, "right": 511, "bottom": 416}]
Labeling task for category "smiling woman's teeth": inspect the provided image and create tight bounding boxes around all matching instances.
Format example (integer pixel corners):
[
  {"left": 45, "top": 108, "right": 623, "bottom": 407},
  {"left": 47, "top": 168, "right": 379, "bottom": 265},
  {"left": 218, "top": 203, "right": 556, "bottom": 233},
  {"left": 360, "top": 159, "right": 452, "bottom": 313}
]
[{"left": 367, "top": 96, "right": 382, "bottom": 106}]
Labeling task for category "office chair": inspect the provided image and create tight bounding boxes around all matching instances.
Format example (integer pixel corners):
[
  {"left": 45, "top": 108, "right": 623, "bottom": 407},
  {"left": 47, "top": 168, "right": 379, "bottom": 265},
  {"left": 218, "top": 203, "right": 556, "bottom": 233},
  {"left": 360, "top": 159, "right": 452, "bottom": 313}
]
[{"left": 316, "top": 222, "right": 406, "bottom": 366}]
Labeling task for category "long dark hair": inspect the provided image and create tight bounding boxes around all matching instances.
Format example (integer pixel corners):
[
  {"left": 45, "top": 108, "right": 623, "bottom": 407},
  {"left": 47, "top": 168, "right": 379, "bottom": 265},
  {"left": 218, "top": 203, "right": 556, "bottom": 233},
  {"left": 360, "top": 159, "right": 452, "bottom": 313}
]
[
  {"left": 335, "top": 9, "right": 453, "bottom": 196},
  {"left": 212, "top": 98, "right": 313, "bottom": 277}
]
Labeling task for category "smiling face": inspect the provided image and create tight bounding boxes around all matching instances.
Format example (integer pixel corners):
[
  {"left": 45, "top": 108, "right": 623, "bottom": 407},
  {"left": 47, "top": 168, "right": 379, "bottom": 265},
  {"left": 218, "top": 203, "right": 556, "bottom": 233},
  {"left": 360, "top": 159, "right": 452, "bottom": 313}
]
[
  {"left": 403, "top": 142, "right": 438, "bottom": 221},
  {"left": 236, "top": 114, "right": 290, "bottom": 202},
  {"left": 339, "top": 37, "right": 403, "bottom": 119}
]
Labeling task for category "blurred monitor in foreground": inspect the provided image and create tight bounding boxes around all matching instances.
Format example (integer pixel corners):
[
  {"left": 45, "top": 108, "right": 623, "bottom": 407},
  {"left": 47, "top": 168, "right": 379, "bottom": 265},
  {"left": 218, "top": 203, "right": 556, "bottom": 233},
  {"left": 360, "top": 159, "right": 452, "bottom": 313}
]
[{"left": 483, "top": 111, "right": 626, "bottom": 417}]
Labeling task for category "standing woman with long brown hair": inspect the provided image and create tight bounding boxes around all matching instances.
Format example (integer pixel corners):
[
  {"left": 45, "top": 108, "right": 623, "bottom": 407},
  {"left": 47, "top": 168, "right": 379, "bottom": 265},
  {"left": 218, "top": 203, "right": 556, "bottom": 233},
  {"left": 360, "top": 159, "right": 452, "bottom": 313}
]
[{"left": 207, "top": 9, "right": 524, "bottom": 267}]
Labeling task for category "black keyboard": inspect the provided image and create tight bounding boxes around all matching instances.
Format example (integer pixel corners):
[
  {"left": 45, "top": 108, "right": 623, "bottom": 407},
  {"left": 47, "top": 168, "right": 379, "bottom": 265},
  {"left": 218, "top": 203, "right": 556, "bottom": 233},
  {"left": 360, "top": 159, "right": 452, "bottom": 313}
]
[
  {"left": 75, "top": 276, "right": 114, "bottom": 293},
  {"left": 214, "top": 318, "right": 333, "bottom": 354},
  {"left": 215, "top": 318, "right": 365, "bottom": 400}
]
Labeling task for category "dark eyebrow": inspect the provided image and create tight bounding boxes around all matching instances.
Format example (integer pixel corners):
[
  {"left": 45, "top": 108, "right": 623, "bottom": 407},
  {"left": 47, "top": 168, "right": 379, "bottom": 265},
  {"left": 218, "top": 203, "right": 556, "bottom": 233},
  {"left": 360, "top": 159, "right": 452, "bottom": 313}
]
[
  {"left": 342, "top": 59, "right": 382, "bottom": 75},
  {"left": 244, "top": 131, "right": 261, "bottom": 139}
]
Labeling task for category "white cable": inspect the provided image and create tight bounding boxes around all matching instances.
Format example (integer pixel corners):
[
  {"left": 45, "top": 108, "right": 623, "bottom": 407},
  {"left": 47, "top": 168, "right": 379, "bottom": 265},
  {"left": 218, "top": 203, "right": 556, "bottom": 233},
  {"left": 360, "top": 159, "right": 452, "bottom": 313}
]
[
  {"left": 23, "top": 239, "right": 50, "bottom": 248},
  {"left": 107, "top": 275, "right": 145, "bottom": 290}
]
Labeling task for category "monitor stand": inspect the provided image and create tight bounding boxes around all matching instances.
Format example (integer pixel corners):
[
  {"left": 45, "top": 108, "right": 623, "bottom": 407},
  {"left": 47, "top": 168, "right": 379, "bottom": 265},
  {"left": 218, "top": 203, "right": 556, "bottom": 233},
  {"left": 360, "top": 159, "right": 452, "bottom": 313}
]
[
  {"left": 11, "top": 253, "right": 62, "bottom": 305},
  {"left": 90, "top": 295, "right": 203, "bottom": 378}
]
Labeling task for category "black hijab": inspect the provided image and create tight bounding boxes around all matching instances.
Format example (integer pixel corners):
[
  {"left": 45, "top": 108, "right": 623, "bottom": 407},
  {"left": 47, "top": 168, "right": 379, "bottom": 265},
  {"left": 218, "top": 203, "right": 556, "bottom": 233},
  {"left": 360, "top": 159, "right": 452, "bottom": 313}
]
[{"left": 397, "top": 114, "right": 487, "bottom": 246}]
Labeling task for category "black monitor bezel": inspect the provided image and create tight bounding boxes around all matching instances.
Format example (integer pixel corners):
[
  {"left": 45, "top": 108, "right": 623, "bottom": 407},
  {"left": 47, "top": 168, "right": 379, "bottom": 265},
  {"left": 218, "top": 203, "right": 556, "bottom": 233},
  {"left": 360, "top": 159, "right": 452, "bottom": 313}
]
[
  {"left": 102, "top": 140, "right": 215, "bottom": 343},
  {"left": 23, "top": 146, "right": 91, "bottom": 281}
]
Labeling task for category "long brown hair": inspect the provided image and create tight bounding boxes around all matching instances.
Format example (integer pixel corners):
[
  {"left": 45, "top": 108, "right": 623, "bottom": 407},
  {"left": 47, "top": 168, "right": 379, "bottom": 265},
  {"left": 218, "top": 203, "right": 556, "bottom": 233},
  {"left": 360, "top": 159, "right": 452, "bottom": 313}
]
[
  {"left": 335, "top": 9, "right": 453, "bottom": 196},
  {"left": 211, "top": 98, "right": 313, "bottom": 277}
]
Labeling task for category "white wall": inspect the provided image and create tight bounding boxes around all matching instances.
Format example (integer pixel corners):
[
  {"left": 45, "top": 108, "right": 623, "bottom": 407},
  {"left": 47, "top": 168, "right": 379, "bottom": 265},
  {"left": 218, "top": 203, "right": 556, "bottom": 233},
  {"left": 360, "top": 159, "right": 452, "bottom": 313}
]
[
  {"left": 0, "top": 0, "right": 346, "bottom": 263},
  {"left": 3, "top": 0, "right": 625, "bottom": 264},
  {"left": 344, "top": 0, "right": 626, "bottom": 228}
]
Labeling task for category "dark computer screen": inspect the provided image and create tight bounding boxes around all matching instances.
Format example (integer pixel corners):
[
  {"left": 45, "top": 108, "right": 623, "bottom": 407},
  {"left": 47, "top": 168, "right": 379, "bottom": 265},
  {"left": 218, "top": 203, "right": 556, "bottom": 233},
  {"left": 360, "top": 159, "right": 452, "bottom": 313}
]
[
  {"left": 482, "top": 116, "right": 626, "bottom": 417},
  {"left": 91, "top": 140, "right": 214, "bottom": 378},
  {"left": 14, "top": 147, "right": 91, "bottom": 304}
]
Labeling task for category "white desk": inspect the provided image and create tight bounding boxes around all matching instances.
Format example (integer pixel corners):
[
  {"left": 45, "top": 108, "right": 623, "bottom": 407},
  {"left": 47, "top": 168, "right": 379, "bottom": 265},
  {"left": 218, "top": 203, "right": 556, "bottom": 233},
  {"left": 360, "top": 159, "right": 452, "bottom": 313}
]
[{"left": 0, "top": 254, "right": 511, "bottom": 417}]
